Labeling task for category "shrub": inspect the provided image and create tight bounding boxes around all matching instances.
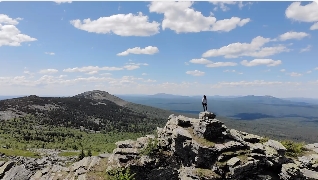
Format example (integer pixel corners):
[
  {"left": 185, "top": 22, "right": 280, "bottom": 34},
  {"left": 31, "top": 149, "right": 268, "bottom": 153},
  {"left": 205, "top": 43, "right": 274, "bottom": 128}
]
[
  {"left": 107, "top": 167, "right": 135, "bottom": 180},
  {"left": 140, "top": 138, "right": 158, "bottom": 156},
  {"left": 281, "top": 140, "right": 306, "bottom": 157},
  {"left": 78, "top": 147, "right": 85, "bottom": 160},
  {"left": 259, "top": 137, "right": 269, "bottom": 143}
]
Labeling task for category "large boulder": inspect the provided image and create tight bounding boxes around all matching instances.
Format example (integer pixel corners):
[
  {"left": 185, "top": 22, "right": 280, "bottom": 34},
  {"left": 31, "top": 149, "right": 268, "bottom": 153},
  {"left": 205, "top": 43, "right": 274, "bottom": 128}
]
[{"left": 199, "top": 111, "right": 216, "bottom": 120}]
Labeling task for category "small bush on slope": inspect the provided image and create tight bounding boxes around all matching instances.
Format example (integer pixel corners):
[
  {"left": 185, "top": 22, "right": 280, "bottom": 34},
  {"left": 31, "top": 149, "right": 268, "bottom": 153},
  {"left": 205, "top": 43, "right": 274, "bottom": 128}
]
[
  {"left": 106, "top": 167, "right": 135, "bottom": 180},
  {"left": 281, "top": 140, "right": 306, "bottom": 157},
  {"left": 140, "top": 138, "right": 159, "bottom": 156}
]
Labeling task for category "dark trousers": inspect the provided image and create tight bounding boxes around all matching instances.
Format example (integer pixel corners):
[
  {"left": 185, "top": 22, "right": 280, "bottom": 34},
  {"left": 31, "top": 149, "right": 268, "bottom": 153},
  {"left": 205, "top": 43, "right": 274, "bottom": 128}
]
[{"left": 202, "top": 103, "right": 207, "bottom": 111}]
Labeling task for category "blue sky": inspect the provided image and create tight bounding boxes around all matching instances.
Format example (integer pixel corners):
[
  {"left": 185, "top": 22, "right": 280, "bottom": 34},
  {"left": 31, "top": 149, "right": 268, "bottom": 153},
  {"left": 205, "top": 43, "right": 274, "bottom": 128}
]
[{"left": 0, "top": 1, "right": 318, "bottom": 97}]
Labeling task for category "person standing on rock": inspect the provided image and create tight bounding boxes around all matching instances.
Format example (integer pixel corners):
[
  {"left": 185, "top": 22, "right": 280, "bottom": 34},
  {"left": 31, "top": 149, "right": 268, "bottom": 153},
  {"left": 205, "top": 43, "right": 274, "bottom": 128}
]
[{"left": 202, "top": 95, "right": 208, "bottom": 112}]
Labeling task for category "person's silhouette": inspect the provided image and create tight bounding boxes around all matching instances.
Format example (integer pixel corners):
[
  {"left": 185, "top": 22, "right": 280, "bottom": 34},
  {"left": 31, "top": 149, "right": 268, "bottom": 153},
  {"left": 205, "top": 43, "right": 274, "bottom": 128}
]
[{"left": 202, "top": 95, "right": 207, "bottom": 111}]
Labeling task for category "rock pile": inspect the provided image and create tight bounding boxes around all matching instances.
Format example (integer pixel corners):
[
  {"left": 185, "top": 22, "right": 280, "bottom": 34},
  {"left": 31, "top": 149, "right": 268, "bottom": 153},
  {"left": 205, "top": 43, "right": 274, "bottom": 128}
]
[{"left": 107, "top": 112, "right": 318, "bottom": 180}]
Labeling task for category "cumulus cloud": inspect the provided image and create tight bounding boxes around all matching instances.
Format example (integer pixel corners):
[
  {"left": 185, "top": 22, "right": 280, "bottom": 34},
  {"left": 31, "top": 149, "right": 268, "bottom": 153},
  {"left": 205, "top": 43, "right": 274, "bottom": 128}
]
[
  {"left": 310, "top": 22, "right": 318, "bottom": 30},
  {"left": 285, "top": 2, "right": 318, "bottom": 30},
  {"left": 186, "top": 70, "right": 205, "bottom": 76},
  {"left": 117, "top": 46, "right": 159, "bottom": 56},
  {"left": 211, "top": 2, "right": 253, "bottom": 11},
  {"left": 142, "top": 73, "right": 147, "bottom": 76},
  {"left": 224, "top": 70, "right": 236, "bottom": 73},
  {"left": 148, "top": 2, "right": 250, "bottom": 33},
  {"left": 189, "top": 58, "right": 212, "bottom": 64},
  {"left": 202, "top": 36, "right": 289, "bottom": 58},
  {"left": 300, "top": 45, "right": 312, "bottom": 53},
  {"left": 39, "top": 69, "right": 59, "bottom": 74},
  {"left": 241, "top": 59, "right": 282, "bottom": 67},
  {"left": 280, "top": 69, "right": 286, "bottom": 72},
  {"left": 278, "top": 31, "right": 309, "bottom": 41},
  {"left": 289, "top": 72, "right": 302, "bottom": 77},
  {"left": 0, "top": 14, "right": 37, "bottom": 47},
  {"left": 63, "top": 63, "right": 148, "bottom": 73},
  {"left": 206, "top": 62, "right": 237, "bottom": 67},
  {"left": 86, "top": 71, "right": 98, "bottom": 75},
  {"left": 100, "top": 73, "right": 112, "bottom": 76},
  {"left": 63, "top": 66, "right": 123, "bottom": 73},
  {"left": 189, "top": 58, "right": 237, "bottom": 67},
  {"left": 144, "top": 79, "right": 157, "bottom": 83},
  {"left": 307, "top": 70, "right": 312, "bottom": 74},
  {"left": 70, "top": 12, "right": 160, "bottom": 36},
  {"left": 45, "top": 52, "right": 55, "bottom": 55},
  {"left": 54, "top": 1, "right": 72, "bottom": 4}
]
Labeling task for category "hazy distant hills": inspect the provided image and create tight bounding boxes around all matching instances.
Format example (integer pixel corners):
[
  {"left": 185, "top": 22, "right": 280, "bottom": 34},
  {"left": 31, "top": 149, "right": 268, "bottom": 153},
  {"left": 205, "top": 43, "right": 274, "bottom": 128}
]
[
  {"left": 1, "top": 91, "right": 318, "bottom": 142},
  {"left": 116, "top": 94, "right": 318, "bottom": 120}
]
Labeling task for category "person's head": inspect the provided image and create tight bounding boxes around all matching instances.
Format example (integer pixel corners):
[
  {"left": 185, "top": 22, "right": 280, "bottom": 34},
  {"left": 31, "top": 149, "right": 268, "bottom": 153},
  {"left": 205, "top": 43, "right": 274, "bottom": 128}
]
[{"left": 203, "top": 95, "right": 206, "bottom": 99}]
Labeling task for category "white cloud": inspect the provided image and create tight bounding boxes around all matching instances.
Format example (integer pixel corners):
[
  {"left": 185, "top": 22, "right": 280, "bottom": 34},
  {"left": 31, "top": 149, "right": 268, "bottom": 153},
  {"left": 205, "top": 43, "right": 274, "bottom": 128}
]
[
  {"left": 280, "top": 69, "right": 286, "bottom": 72},
  {"left": 39, "top": 69, "right": 59, "bottom": 74},
  {"left": 210, "top": 1, "right": 237, "bottom": 11},
  {"left": 123, "top": 65, "right": 140, "bottom": 70},
  {"left": 117, "top": 46, "right": 159, "bottom": 56},
  {"left": 63, "top": 63, "right": 148, "bottom": 73},
  {"left": 186, "top": 70, "right": 205, "bottom": 76},
  {"left": 144, "top": 79, "right": 157, "bottom": 83},
  {"left": 189, "top": 58, "right": 212, "bottom": 64},
  {"left": 184, "top": 62, "right": 189, "bottom": 65},
  {"left": 289, "top": 72, "right": 302, "bottom": 77},
  {"left": 315, "top": 67, "right": 318, "bottom": 70},
  {"left": 86, "top": 71, "right": 98, "bottom": 75},
  {"left": 148, "top": 2, "right": 250, "bottom": 33},
  {"left": 223, "top": 70, "right": 236, "bottom": 73},
  {"left": 63, "top": 66, "right": 123, "bottom": 73},
  {"left": 70, "top": 12, "right": 160, "bottom": 36},
  {"left": 300, "top": 45, "right": 312, "bottom": 53},
  {"left": 307, "top": 70, "right": 312, "bottom": 74},
  {"left": 278, "top": 31, "right": 309, "bottom": 41},
  {"left": 45, "top": 52, "right": 55, "bottom": 55},
  {"left": 54, "top": 1, "right": 72, "bottom": 4},
  {"left": 285, "top": 2, "right": 318, "bottom": 30},
  {"left": 100, "top": 73, "right": 112, "bottom": 76},
  {"left": 142, "top": 73, "right": 147, "bottom": 76},
  {"left": 210, "top": 1, "right": 253, "bottom": 11},
  {"left": 241, "top": 59, "right": 282, "bottom": 67},
  {"left": 206, "top": 62, "right": 237, "bottom": 67},
  {"left": 202, "top": 36, "right": 288, "bottom": 58},
  {"left": 189, "top": 58, "right": 237, "bottom": 67},
  {"left": 310, "top": 22, "right": 318, "bottom": 30},
  {"left": 0, "top": 14, "right": 37, "bottom": 47}
]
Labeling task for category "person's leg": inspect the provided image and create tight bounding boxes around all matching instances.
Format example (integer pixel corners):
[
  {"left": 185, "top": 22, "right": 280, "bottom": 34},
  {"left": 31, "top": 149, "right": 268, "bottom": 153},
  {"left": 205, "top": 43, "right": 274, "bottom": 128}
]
[
  {"left": 202, "top": 103, "right": 205, "bottom": 111},
  {"left": 205, "top": 104, "right": 208, "bottom": 111}
]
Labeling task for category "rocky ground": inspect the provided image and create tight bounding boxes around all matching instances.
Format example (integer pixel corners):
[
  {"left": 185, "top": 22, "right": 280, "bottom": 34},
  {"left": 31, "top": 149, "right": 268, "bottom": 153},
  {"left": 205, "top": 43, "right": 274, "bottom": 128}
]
[
  {"left": 0, "top": 112, "right": 318, "bottom": 179},
  {"left": 0, "top": 148, "right": 111, "bottom": 180},
  {"left": 107, "top": 112, "right": 318, "bottom": 180}
]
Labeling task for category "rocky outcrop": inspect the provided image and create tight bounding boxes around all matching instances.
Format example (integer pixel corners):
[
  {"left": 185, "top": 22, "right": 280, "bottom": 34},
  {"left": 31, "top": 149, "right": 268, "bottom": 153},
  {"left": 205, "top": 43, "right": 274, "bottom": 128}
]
[
  {"left": 0, "top": 149, "right": 102, "bottom": 180},
  {"left": 106, "top": 112, "right": 318, "bottom": 180}
]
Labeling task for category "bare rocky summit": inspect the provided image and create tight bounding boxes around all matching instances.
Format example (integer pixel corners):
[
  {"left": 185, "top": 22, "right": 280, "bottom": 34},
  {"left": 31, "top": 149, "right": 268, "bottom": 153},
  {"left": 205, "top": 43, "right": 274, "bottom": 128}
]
[
  {"left": 107, "top": 112, "right": 318, "bottom": 180},
  {"left": 75, "top": 90, "right": 129, "bottom": 107}
]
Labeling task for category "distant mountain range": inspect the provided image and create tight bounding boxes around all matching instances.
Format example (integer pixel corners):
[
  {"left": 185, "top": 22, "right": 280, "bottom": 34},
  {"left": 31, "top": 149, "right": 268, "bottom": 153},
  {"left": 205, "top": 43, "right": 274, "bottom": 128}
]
[{"left": 1, "top": 91, "right": 318, "bottom": 143}]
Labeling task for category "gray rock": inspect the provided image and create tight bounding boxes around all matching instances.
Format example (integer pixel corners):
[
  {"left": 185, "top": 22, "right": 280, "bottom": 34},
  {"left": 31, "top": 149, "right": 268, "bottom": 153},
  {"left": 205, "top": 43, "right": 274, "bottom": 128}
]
[
  {"left": 279, "top": 163, "right": 302, "bottom": 180},
  {"left": 0, "top": 161, "right": 14, "bottom": 178},
  {"left": 227, "top": 157, "right": 240, "bottom": 167},
  {"left": 199, "top": 111, "right": 216, "bottom": 120},
  {"left": 2, "top": 165, "right": 32, "bottom": 180},
  {"left": 265, "top": 140, "right": 287, "bottom": 155},
  {"left": 300, "top": 168, "right": 318, "bottom": 179}
]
